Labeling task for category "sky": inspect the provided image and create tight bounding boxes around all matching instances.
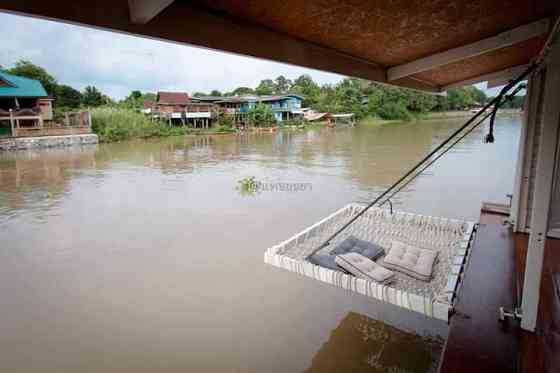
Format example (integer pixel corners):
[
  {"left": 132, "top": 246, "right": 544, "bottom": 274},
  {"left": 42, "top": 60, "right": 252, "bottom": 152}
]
[
  {"left": 0, "top": 12, "right": 344, "bottom": 100},
  {"left": 0, "top": 12, "right": 498, "bottom": 100}
]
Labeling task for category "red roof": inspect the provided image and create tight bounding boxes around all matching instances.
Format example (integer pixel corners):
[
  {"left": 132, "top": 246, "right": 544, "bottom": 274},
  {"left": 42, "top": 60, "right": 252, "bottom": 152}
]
[
  {"left": 143, "top": 100, "right": 154, "bottom": 109},
  {"left": 157, "top": 91, "right": 191, "bottom": 105}
]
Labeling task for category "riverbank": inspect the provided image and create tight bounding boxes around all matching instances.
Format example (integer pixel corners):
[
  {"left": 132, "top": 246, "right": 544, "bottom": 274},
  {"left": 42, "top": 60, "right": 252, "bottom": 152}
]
[
  {"left": 422, "top": 109, "right": 522, "bottom": 120},
  {"left": 90, "top": 107, "right": 524, "bottom": 144},
  {"left": 91, "top": 107, "right": 236, "bottom": 142},
  {"left": 0, "top": 133, "right": 98, "bottom": 151},
  {"left": 358, "top": 109, "right": 522, "bottom": 126}
]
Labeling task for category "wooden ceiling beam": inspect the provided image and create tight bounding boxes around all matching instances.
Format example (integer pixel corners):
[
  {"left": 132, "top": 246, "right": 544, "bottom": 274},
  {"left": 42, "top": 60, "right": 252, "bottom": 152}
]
[
  {"left": 128, "top": 0, "right": 174, "bottom": 24},
  {"left": 388, "top": 19, "right": 549, "bottom": 81},
  {"left": 442, "top": 64, "right": 530, "bottom": 90},
  {"left": 0, "top": 1, "right": 442, "bottom": 92}
]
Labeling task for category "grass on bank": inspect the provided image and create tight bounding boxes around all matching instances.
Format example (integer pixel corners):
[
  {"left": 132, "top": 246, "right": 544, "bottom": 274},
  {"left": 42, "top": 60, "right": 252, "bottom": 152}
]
[{"left": 91, "top": 107, "right": 235, "bottom": 142}]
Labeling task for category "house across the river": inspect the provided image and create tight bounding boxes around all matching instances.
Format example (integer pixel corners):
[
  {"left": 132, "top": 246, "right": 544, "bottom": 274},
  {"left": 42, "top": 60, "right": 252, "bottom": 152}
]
[
  {"left": 194, "top": 94, "right": 304, "bottom": 124},
  {"left": 149, "top": 91, "right": 215, "bottom": 128},
  {"left": 0, "top": 71, "right": 94, "bottom": 150},
  {"left": 0, "top": 71, "right": 54, "bottom": 137}
]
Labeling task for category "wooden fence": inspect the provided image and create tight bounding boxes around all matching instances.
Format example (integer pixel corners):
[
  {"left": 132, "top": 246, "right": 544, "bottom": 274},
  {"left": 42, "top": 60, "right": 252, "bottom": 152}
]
[{"left": 0, "top": 109, "right": 92, "bottom": 138}]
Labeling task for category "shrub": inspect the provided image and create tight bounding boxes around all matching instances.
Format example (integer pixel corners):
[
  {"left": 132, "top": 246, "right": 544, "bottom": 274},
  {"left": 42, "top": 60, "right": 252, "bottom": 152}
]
[
  {"left": 247, "top": 103, "right": 276, "bottom": 127},
  {"left": 91, "top": 107, "right": 188, "bottom": 142},
  {"left": 377, "top": 101, "right": 412, "bottom": 121},
  {"left": 214, "top": 124, "right": 236, "bottom": 133}
]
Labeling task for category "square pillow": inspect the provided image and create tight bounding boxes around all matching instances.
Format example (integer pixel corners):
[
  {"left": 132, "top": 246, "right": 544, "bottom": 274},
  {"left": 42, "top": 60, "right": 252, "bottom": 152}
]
[
  {"left": 330, "top": 235, "right": 385, "bottom": 261},
  {"left": 382, "top": 240, "right": 438, "bottom": 281},
  {"left": 308, "top": 254, "right": 348, "bottom": 273},
  {"left": 334, "top": 252, "right": 394, "bottom": 284}
]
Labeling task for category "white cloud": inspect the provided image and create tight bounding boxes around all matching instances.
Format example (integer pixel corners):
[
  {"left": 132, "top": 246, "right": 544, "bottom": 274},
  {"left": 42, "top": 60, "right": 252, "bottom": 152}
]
[{"left": 0, "top": 12, "right": 344, "bottom": 99}]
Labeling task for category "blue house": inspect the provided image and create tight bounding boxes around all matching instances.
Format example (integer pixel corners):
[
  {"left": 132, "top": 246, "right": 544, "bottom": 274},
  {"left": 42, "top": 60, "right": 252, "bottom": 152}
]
[
  {"left": 194, "top": 94, "right": 304, "bottom": 123},
  {"left": 258, "top": 95, "right": 303, "bottom": 121}
]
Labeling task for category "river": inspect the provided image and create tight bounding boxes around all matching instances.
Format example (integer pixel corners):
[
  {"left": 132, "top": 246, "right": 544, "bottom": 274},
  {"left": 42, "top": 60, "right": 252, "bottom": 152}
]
[{"left": 0, "top": 116, "right": 521, "bottom": 373}]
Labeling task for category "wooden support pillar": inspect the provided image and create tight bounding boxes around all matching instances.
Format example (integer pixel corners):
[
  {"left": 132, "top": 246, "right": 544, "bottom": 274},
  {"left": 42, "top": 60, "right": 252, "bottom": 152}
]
[
  {"left": 521, "top": 41, "right": 560, "bottom": 331},
  {"left": 9, "top": 109, "right": 14, "bottom": 136},
  {"left": 510, "top": 72, "right": 544, "bottom": 232}
]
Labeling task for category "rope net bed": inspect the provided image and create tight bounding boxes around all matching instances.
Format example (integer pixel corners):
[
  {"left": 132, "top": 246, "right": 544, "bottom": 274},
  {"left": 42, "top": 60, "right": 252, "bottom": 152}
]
[{"left": 264, "top": 203, "right": 476, "bottom": 321}]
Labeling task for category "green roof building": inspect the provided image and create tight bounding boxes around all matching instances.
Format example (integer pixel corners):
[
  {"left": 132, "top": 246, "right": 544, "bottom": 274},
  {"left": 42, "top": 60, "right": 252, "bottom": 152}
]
[
  {"left": 0, "top": 71, "right": 48, "bottom": 98},
  {"left": 0, "top": 71, "right": 54, "bottom": 137}
]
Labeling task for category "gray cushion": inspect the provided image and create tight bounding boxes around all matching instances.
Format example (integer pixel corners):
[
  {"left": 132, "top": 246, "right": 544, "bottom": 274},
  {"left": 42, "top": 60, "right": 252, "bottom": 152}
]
[
  {"left": 330, "top": 236, "right": 385, "bottom": 261},
  {"left": 308, "top": 254, "right": 348, "bottom": 273}
]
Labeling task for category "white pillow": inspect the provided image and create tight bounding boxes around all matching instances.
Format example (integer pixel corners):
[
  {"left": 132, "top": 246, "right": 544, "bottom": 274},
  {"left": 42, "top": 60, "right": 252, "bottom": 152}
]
[
  {"left": 383, "top": 240, "right": 438, "bottom": 281},
  {"left": 335, "top": 252, "right": 394, "bottom": 284}
]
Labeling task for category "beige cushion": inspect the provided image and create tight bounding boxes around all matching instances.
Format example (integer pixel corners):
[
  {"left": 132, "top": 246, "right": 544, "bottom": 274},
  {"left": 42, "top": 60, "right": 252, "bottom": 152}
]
[
  {"left": 383, "top": 240, "right": 438, "bottom": 281},
  {"left": 335, "top": 252, "right": 394, "bottom": 284}
]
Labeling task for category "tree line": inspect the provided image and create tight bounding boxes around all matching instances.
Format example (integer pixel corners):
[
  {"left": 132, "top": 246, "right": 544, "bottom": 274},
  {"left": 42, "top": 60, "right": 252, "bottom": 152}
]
[
  {"left": 194, "top": 75, "right": 524, "bottom": 120},
  {"left": 2, "top": 60, "right": 524, "bottom": 121}
]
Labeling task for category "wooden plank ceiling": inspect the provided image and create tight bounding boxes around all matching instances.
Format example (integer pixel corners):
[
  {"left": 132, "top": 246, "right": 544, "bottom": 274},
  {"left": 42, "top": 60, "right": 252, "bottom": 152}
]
[{"left": 0, "top": 0, "right": 557, "bottom": 92}]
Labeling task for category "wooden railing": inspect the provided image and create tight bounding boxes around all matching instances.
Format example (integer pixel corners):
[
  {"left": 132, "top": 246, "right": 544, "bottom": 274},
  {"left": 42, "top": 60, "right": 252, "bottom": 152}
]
[
  {"left": 0, "top": 109, "right": 92, "bottom": 138},
  {"left": 63, "top": 110, "right": 92, "bottom": 127}
]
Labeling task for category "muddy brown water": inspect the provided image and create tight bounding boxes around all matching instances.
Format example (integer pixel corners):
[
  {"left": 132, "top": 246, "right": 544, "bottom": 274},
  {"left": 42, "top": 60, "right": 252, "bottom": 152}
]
[{"left": 0, "top": 117, "right": 521, "bottom": 372}]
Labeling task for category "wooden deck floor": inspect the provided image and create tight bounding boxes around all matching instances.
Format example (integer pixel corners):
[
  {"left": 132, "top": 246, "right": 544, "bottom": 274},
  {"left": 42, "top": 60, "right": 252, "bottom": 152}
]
[
  {"left": 439, "top": 210, "right": 560, "bottom": 373},
  {"left": 440, "top": 212, "right": 517, "bottom": 373}
]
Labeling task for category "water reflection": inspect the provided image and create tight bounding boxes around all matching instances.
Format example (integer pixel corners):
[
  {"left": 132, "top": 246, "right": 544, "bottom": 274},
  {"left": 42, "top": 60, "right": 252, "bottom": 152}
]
[
  {"left": 304, "top": 312, "right": 443, "bottom": 373},
  {"left": 0, "top": 117, "right": 521, "bottom": 373},
  {"left": 0, "top": 145, "right": 98, "bottom": 222}
]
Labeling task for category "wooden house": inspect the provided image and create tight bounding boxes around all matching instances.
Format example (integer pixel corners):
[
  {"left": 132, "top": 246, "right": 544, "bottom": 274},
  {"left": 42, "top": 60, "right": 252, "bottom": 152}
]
[
  {"left": 0, "top": 71, "right": 53, "bottom": 137},
  {"left": 193, "top": 94, "right": 304, "bottom": 124},
  {"left": 152, "top": 91, "right": 215, "bottom": 128}
]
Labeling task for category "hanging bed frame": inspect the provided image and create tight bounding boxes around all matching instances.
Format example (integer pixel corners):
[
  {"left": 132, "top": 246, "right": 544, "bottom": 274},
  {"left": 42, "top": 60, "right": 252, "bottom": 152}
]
[{"left": 264, "top": 203, "right": 476, "bottom": 321}]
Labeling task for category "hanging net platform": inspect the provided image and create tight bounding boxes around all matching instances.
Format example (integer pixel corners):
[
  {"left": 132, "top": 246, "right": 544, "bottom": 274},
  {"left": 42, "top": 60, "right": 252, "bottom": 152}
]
[{"left": 264, "top": 203, "right": 476, "bottom": 321}]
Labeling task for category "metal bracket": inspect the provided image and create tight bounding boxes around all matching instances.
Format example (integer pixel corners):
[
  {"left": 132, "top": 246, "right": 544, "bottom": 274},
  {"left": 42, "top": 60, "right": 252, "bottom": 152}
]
[{"left": 499, "top": 306, "right": 523, "bottom": 322}]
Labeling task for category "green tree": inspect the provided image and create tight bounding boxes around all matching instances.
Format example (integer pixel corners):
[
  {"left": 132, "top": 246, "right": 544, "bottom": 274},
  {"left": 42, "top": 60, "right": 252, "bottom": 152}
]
[
  {"left": 274, "top": 75, "right": 292, "bottom": 94},
  {"left": 290, "top": 74, "right": 320, "bottom": 106},
  {"left": 465, "top": 86, "right": 487, "bottom": 104},
  {"left": 8, "top": 60, "right": 58, "bottom": 95},
  {"left": 446, "top": 89, "right": 474, "bottom": 110},
  {"left": 55, "top": 85, "right": 82, "bottom": 108},
  {"left": 255, "top": 79, "right": 275, "bottom": 95},
  {"left": 231, "top": 86, "right": 254, "bottom": 96},
  {"left": 247, "top": 103, "right": 275, "bottom": 127},
  {"left": 210, "top": 89, "right": 222, "bottom": 97},
  {"left": 121, "top": 91, "right": 155, "bottom": 109},
  {"left": 82, "top": 86, "right": 105, "bottom": 107},
  {"left": 378, "top": 101, "right": 411, "bottom": 120}
]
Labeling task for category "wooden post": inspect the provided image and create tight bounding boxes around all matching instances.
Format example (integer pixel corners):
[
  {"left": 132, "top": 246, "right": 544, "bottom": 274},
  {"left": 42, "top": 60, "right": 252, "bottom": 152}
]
[
  {"left": 88, "top": 109, "right": 92, "bottom": 128},
  {"left": 9, "top": 109, "right": 14, "bottom": 137},
  {"left": 521, "top": 41, "right": 560, "bottom": 331},
  {"left": 511, "top": 73, "right": 543, "bottom": 232}
]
